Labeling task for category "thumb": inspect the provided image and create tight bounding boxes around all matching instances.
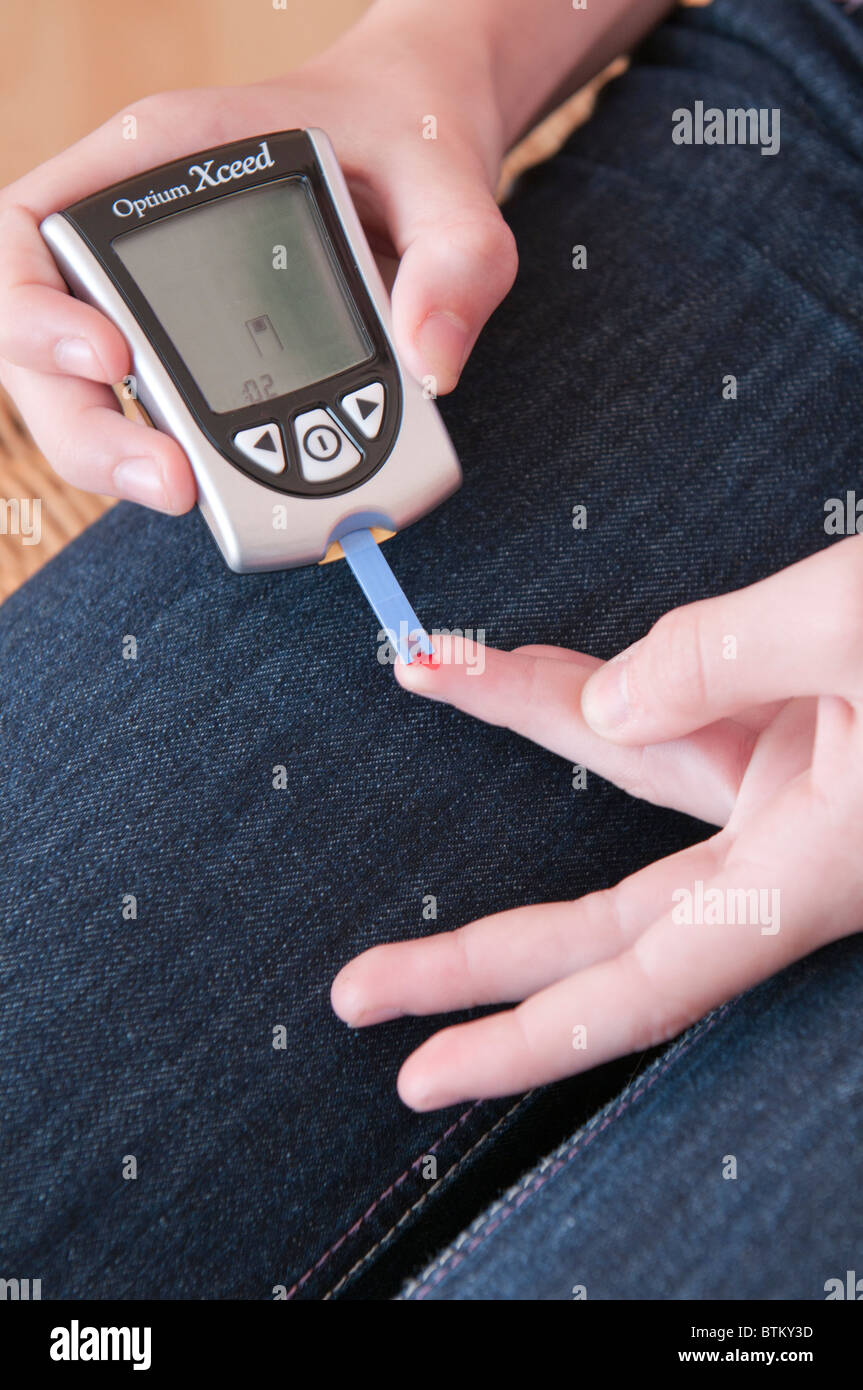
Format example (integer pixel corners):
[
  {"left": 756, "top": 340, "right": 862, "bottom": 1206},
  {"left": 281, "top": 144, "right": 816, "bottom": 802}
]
[
  {"left": 386, "top": 148, "right": 518, "bottom": 394},
  {"left": 579, "top": 540, "right": 863, "bottom": 745}
]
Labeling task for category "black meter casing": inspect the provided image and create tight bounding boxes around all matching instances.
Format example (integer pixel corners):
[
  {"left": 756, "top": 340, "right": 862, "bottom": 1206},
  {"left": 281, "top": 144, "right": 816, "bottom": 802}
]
[{"left": 41, "top": 129, "right": 461, "bottom": 571}]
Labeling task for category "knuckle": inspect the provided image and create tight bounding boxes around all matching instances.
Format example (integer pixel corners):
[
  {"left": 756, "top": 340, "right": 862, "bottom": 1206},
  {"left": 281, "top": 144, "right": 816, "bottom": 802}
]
[
  {"left": 620, "top": 745, "right": 652, "bottom": 806},
  {"left": 512, "top": 998, "right": 551, "bottom": 1073},
  {"left": 478, "top": 215, "right": 519, "bottom": 295},
  {"left": 123, "top": 91, "right": 170, "bottom": 120},
  {"left": 802, "top": 538, "right": 863, "bottom": 693},
  {"left": 49, "top": 445, "right": 84, "bottom": 488},
  {"left": 0, "top": 200, "right": 29, "bottom": 235},
  {"left": 442, "top": 208, "right": 518, "bottom": 297},
  {"left": 591, "top": 884, "right": 631, "bottom": 952},
  {"left": 834, "top": 539, "right": 863, "bottom": 687},
  {"left": 624, "top": 944, "right": 701, "bottom": 1052},
  {"left": 636, "top": 607, "right": 709, "bottom": 720},
  {"left": 515, "top": 653, "right": 559, "bottom": 733},
  {"left": 0, "top": 205, "right": 37, "bottom": 288},
  {"left": 449, "top": 924, "right": 485, "bottom": 1008},
  {"left": 51, "top": 408, "right": 101, "bottom": 487},
  {"left": 483, "top": 216, "right": 519, "bottom": 290},
  {"left": 113, "top": 90, "right": 187, "bottom": 142}
]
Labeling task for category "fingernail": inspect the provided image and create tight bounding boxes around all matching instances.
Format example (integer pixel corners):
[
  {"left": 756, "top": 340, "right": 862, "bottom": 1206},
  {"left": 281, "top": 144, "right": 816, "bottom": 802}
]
[
  {"left": 395, "top": 656, "right": 448, "bottom": 703},
  {"left": 398, "top": 1073, "right": 444, "bottom": 1112},
  {"left": 356, "top": 1003, "right": 403, "bottom": 1026},
  {"left": 332, "top": 979, "right": 401, "bottom": 1027},
  {"left": 113, "top": 456, "right": 169, "bottom": 510},
  {"left": 54, "top": 337, "right": 106, "bottom": 379},
  {"left": 581, "top": 645, "right": 637, "bottom": 734},
  {"left": 415, "top": 311, "right": 470, "bottom": 392}
]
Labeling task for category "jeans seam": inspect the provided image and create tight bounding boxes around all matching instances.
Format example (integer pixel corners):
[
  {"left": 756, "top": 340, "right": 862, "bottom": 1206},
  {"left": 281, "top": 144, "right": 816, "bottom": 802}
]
[
  {"left": 283, "top": 1098, "right": 490, "bottom": 1298},
  {"left": 321, "top": 1092, "right": 532, "bottom": 1300},
  {"left": 399, "top": 999, "right": 738, "bottom": 1300}
]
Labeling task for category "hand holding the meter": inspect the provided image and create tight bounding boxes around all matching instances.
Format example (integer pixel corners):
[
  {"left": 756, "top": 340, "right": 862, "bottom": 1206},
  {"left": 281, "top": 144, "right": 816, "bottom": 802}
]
[
  {"left": 0, "top": 10, "right": 516, "bottom": 512},
  {"left": 332, "top": 539, "right": 863, "bottom": 1109}
]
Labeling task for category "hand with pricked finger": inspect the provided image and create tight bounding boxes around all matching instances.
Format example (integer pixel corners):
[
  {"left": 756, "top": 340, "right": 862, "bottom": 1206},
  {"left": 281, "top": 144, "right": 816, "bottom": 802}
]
[{"left": 331, "top": 537, "right": 863, "bottom": 1110}]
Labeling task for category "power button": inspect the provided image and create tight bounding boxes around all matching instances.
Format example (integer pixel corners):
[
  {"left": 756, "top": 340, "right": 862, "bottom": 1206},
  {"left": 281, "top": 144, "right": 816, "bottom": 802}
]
[{"left": 292, "top": 408, "right": 362, "bottom": 482}]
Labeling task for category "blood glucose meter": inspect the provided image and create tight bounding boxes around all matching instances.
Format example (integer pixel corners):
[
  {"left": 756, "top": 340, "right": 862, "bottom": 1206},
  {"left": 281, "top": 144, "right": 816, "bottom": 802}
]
[{"left": 40, "top": 129, "right": 462, "bottom": 587}]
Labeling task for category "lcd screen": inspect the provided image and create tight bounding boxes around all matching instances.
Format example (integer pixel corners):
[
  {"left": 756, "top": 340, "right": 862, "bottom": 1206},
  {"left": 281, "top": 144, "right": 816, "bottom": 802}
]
[{"left": 112, "top": 178, "right": 373, "bottom": 413}]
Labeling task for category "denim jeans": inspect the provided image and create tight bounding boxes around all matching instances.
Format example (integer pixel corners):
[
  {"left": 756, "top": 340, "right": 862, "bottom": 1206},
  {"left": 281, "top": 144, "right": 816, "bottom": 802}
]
[{"left": 1, "top": 0, "right": 861, "bottom": 1300}]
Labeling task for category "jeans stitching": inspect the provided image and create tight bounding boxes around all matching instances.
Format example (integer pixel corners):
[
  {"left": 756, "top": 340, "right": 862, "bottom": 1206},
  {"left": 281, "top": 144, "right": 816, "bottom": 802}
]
[
  {"left": 400, "top": 1000, "right": 737, "bottom": 1300},
  {"left": 321, "top": 1092, "right": 532, "bottom": 1299},
  {"left": 284, "top": 1099, "right": 486, "bottom": 1298}
]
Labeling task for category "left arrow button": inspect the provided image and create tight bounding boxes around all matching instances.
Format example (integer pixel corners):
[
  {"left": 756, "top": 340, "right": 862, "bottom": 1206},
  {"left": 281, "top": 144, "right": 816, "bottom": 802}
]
[{"left": 233, "top": 422, "right": 286, "bottom": 474}]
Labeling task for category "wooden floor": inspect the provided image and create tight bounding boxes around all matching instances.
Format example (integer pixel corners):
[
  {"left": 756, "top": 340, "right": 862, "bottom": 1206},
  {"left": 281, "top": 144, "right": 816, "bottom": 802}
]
[{"left": 0, "top": 390, "right": 112, "bottom": 598}]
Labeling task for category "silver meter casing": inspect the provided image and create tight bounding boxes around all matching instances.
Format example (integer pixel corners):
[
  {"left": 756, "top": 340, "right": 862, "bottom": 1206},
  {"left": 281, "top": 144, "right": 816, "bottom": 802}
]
[{"left": 40, "top": 129, "right": 461, "bottom": 572}]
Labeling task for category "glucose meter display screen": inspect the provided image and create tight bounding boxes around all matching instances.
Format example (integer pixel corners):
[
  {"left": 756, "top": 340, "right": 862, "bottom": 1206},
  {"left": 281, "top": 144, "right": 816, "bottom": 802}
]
[{"left": 112, "top": 179, "right": 373, "bottom": 413}]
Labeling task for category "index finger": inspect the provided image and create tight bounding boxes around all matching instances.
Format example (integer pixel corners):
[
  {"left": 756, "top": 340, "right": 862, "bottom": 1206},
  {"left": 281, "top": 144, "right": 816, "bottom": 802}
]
[
  {"left": 0, "top": 205, "right": 130, "bottom": 379},
  {"left": 396, "top": 642, "right": 752, "bottom": 825},
  {"left": 397, "top": 853, "right": 807, "bottom": 1110}
]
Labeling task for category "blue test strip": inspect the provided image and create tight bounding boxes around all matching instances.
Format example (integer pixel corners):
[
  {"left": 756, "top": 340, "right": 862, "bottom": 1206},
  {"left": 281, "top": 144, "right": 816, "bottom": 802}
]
[{"left": 340, "top": 528, "right": 435, "bottom": 665}]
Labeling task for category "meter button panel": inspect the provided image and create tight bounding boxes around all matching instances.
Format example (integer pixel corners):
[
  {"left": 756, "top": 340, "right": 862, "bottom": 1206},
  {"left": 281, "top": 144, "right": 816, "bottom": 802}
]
[
  {"left": 340, "top": 382, "right": 385, "bottom": 440},
  {"left": 293, "top": 407, "right": 362, "bottom": 483},
  {"left": 232, "top": 422, "right": 286, "bottom": 475}
]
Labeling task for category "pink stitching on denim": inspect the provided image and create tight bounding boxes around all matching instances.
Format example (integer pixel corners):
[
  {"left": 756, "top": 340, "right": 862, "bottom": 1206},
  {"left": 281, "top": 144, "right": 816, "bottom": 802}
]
[
  {"left": 407, "top": 1002, "right": 735, "bottom": 1299},
  {"left": 283, "top": 1099, "right": 484, "bottom": 1298},
  {"left": 321, "top": 1092, "right": 531, "bottom": 1300}
]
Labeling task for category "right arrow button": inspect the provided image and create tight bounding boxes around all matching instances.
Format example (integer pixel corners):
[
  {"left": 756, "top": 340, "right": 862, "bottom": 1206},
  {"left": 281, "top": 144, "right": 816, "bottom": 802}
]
[{"left": 341, "top": 381, "right": 385, "bottom": 440}]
